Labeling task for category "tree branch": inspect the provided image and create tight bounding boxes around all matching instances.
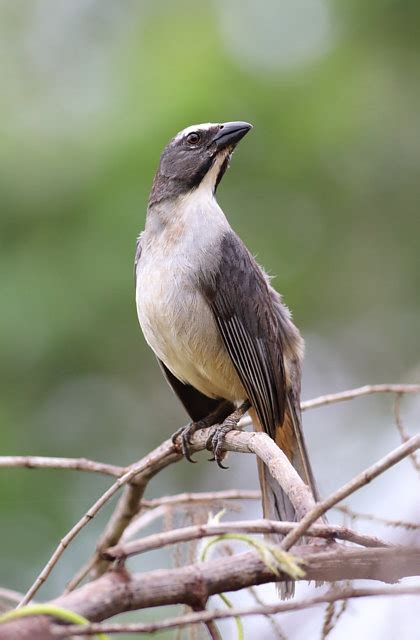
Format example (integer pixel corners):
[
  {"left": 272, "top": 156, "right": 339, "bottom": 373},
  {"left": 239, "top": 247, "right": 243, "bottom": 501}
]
[
  {"left": 0, "top": 456, "right": 123, "bottom": 477},
  {"left": 280, "top": 434, "right": 420, "bottom": 551},
  {"left": 55, "top": 584, "right": 420, "bottom": 637},
  {"left": 2, "top": 547, "right": 419, "bottom": 640},
  {"left": 3, "top": 383, "right": 420, "bottom": 638},
  {"left": 140, "top": 489, "right": 262, "bottom": 509},
  {"left": 21, "top": 430, "right": 419, "bottom": 605},
  {"left": 335, "top": 505, "right": 420, "bottom": 530},
  {"left": 18, "top": 440, "right": 180, "bottom": 607},
  {"left": 238, "top": 383, "right": 420, "bottom": 428},
  {"left": 12, "top": 383, "right": 417, "bottom": 595},
  {"left": 117, "top": 490, "right": 262, "bottom": 543},
  {"left": 394, "top": 393, "right": 420, "bottom": 474},
  {"left": 82, "top": 383, "right": 420, "bottom": 585},
  {"left": 42, "top": 430, "right": 316, "bottom": 601},
  {"left": 300, "top": 383, "right": 420, "bottom": 410},
  {"left": 105, "top": 518, "right": 389, "bottom": 561}
]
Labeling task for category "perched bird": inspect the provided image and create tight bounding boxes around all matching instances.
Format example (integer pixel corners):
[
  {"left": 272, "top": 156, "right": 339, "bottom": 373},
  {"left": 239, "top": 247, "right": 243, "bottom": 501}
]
[{"left": 135, "top": 122, "right": 319, "bottom": 594}]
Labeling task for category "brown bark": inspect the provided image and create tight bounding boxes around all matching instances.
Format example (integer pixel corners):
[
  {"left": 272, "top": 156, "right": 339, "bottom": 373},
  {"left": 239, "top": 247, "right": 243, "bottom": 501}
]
[{"left": 2, "top": 545, "right": 419, "bottom": 640}]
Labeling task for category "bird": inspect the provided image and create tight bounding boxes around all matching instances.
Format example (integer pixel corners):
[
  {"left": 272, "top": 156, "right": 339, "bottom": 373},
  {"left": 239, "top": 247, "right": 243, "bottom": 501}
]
[{"left": 134, "top": 122, "right": 319, "bottom": 595}]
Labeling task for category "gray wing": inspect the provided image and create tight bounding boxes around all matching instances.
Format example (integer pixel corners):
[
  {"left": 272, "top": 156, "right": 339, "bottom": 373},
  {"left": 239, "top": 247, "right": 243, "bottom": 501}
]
[{"left": 200, "top": 230, "right": 287, "bottom": 438}]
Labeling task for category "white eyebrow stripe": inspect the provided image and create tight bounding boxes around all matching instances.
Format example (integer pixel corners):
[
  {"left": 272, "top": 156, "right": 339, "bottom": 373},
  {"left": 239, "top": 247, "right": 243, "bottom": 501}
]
[{"left": 174, "top": 122, "right": 219, "bottom": 141}]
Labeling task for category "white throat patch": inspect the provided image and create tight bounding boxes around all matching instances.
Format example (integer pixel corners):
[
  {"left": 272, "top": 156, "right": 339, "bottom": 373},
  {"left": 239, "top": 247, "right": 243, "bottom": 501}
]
[{"left": 200, "top": 148, "right": 230, "bottom": 193}]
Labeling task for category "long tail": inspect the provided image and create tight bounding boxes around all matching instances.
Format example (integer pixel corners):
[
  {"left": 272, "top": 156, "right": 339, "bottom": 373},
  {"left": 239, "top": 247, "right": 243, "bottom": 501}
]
[{"left": 251, "top": 397, "right": 319, "bottom": 598}]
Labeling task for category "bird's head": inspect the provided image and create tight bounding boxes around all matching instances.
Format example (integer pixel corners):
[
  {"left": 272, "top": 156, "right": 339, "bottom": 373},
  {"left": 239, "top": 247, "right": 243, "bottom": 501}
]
[{"left": 149, "top": 121, "right": 252, "bottom": 206}]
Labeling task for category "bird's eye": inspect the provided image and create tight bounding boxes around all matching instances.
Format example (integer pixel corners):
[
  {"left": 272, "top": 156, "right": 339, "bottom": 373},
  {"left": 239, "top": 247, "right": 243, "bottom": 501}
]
[{"left": 186, "top": 132, "right": 201, "bottom": 145}]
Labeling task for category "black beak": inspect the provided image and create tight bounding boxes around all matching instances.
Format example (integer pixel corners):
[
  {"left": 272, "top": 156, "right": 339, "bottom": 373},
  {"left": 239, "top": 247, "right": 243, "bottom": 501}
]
[{"left": 213, "top": 121, "right": 253, "bottom": 151}]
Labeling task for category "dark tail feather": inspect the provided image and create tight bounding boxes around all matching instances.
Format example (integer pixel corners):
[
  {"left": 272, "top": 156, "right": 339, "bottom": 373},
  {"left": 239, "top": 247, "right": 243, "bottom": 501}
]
[
  {"left": 257, "top": 457, "right": 296, "bottom": 598},
  {"left": 253, "top": 399, "right": 320, "bottom": 598},
  {"left": 281, "top": 396, "right": 320, "bottom": 503}
]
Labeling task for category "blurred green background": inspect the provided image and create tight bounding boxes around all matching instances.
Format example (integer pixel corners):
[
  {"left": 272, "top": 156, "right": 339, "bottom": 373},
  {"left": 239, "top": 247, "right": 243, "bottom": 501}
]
[{"left": 1, "top": 1, "right": 419, "bottom": 638}]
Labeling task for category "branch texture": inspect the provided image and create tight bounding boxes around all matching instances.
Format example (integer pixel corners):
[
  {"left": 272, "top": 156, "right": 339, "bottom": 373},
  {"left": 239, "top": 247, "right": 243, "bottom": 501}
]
[
  {"left": 2, "top": 382, "right": 418, "bottom": 639},
  {"left": 58, "top": 585, "right": 420, "bottom": 636},
  {"left": 1, "top": 547, "right": 419, "bottom": 640},
  {"left": 105, "top": 519, "right": 389, "bottom": 561}
]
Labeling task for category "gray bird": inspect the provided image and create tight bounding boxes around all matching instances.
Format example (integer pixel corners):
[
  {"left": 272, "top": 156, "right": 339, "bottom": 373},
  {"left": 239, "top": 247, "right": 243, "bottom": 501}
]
[{"left": 135, "top": 122, "right": 319, "bottom": 594}]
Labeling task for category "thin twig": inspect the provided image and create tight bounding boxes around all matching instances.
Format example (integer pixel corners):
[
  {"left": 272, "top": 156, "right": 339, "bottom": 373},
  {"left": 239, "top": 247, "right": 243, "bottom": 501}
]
[
  {"left": 122, "top": 491, "right": 262, "bottom": 543},
  {"left": 18, "top": 439, "right": 181, "bottom": 607},
  {"left": 247, "top": 585, "right": 288, "bottom": 640},
  {"left": 0, "top": 587, "right": 29, "bottom": 613},
  {"left": 0, "top": 456, "right": 123, "bottom": 477},
  {"left": 63, "top": 557, "right": 97, "bottom": 594},
  {"left": 105, "top": 518, "right": 389, "bottom": 561},
  {"left": 88, "top": 484, "right": 149, "bottom": 580},
  {"left": 239, "top": 383, "right": 420, "bottom": 428},
  {"left": 280, "top": 434, "right": 420, "bottom": 551},
  {"left": 394, "top": 394, "right": 420, "bottom": 474},
  {"left": 335, "top": 505, "right": 420, "bottom": 530},
  {"left": 202, "top": 617, "right": 221, "bottom": 640},
  {"left": 53, "top": 585, "right": 420, "bottom": 636},
  {"left": 121, "top": 505, "right": 167, "bottom": 542},
  {"left": 321, "top": 601, "right": 335, "bottom": 640},
  {"left": 301, "top": 384, "right": 420, "bottom": 411},
  {"left": 321, "top": 595, "right": 348, "bottom": 640},
  {"left": 141, "top": 490, "right": 262, "bottom": 509}
]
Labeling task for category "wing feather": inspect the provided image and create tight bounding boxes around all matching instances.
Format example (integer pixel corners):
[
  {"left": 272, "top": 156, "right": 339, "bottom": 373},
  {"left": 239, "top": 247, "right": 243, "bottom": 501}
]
[{"left": 201, "top": 231, "right": 286, "bottom": 438}]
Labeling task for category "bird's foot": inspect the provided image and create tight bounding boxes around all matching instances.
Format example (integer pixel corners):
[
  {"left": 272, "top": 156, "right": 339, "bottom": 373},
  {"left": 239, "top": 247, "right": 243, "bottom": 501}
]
[
  {"left": 172, "top": 419, "right": 211, "bottom": 463},
  {"left": 206, "top": 401, "right": 251, "bottom": 469}
]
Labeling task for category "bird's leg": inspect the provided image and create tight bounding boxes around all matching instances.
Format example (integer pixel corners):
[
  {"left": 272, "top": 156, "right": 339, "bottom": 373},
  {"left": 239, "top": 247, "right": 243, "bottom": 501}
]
[
  {"left": 172, "top": 401, "right": 233, "bottom": 463},
  {"left": 206, "top": 400, "right": 251, "bottom": 469}
]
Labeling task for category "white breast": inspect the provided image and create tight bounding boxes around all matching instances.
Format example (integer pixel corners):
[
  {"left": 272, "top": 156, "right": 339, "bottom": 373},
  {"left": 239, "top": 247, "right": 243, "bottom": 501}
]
[{"left": 136, "top": 187, "right": 245, "bottom": 402}]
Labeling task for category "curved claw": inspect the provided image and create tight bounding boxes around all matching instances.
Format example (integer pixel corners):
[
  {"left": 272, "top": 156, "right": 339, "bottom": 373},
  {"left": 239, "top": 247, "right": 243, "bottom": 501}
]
[
  {"left": 171, "top": 425, "right": 185, "bottom": 445},
  {"left": 205, "top": 423, "right": 234, "bottom": 469},
  {"left": 213, "top": 431, "right": 230, "bottom": 468},
  {"left": 173, "top": 408, "right": 243, "bottom": 467},
  {"left": 172, "top": 420, "right": 210, "bottom": 463},
  {"left": 172, "top": 423, "right": 195, "bottom": 461},
  {"left": 181, "top": 431, "right": 197, "bottom": 463},
  {"left": 205, "top": 427, "right": 217, "bottom": 451}
]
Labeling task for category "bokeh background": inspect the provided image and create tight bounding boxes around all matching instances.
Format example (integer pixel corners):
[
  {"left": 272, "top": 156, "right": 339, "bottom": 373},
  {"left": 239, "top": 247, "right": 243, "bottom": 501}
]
[{"left": 1, "top": 1, "right": 419, "bottom": 638}]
